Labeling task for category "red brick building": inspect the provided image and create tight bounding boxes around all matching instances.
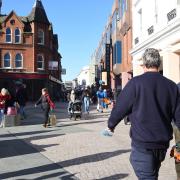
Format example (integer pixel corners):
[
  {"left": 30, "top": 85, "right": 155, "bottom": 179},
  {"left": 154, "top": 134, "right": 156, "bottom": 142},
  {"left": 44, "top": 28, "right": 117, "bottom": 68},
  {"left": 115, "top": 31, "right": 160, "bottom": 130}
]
[{"left": 0, "top": 0, "right": 62, "bottom": 100}]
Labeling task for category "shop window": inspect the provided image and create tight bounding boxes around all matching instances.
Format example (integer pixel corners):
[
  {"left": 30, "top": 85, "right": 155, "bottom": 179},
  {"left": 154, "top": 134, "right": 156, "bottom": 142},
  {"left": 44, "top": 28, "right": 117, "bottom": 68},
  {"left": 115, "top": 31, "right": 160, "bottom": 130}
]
[
  {"left": 6, "top": 28, "right": 12, "bottom": 43},
  {"left": 4, "top": 53, "right": 11, "bottom": 68},
  {"left": 15, "top": 28, "right": 21, "bottom": 43},
  {"left": 37, "top": 55, "right": 44, "bottom": 70},
  {"left": 15, "top": 53, "right": 23, "bottom": 68},
  {"left": 38, "top": 29, "right": 44, "bottom": 45}
]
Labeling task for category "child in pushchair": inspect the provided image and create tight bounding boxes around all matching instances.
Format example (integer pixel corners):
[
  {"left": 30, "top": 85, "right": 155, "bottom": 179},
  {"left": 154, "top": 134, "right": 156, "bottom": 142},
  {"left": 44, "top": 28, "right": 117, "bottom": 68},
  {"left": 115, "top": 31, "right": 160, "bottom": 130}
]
[{"left": 68, "top": 100, "right": 82, "bottom": 120}]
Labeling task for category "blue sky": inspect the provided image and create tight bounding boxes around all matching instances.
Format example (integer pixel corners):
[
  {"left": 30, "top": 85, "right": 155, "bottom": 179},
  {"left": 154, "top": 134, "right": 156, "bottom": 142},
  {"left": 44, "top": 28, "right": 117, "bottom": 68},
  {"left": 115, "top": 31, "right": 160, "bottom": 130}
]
[{"left": 2, "top": 0, "right": 114, "bottom": 81}]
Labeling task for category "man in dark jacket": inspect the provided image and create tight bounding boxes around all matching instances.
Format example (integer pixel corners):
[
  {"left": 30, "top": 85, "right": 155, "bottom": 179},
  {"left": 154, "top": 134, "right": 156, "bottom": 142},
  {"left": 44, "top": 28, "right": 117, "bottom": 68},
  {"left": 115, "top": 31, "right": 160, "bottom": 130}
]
[
  {"left": 105, "top": 48, "right": 180, "bottom": 179},
  {"left": 16, "top": 84, "right": 28, "bottom": 119}
]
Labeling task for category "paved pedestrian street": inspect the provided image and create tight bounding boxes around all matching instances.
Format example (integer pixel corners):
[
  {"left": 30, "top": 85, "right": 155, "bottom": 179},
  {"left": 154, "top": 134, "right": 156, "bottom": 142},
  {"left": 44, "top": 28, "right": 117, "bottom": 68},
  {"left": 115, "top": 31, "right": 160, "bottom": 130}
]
[{"left": 0, "top": 102, "right": 177, "bottom": 180}]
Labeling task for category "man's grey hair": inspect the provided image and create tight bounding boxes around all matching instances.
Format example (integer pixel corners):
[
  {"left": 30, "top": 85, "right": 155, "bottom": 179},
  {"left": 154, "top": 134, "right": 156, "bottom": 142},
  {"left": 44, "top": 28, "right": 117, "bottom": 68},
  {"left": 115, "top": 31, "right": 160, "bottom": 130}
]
[{"left": 142, "top": 48, "right": 161, "bottom": 68}]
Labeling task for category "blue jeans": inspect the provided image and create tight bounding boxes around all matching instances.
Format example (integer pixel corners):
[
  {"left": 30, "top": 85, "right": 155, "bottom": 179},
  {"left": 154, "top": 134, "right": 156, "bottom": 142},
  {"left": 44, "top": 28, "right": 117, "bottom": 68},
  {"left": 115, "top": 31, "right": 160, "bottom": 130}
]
[
  {"left": 19, "top": 105, "right": 25, "bottom": 118},
  {"left": 84, "top": 97, "right": 90, "bottom": 113},
  {"left": 0, "top": 109, "right": 5, "bottom": 126},
  {"left": 130, "top": 146, "right": 167, "bottom": 180}
]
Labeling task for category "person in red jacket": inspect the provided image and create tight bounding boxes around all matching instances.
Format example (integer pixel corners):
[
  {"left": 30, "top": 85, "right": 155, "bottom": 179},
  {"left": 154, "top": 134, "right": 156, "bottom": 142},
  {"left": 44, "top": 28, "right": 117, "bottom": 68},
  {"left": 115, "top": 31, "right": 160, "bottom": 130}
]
[
  {"left": 0, "top": 88, "right": 11, "bottom": 127},
  {"left": 35, "top": 88, "right": 55, "bottom": 128}
]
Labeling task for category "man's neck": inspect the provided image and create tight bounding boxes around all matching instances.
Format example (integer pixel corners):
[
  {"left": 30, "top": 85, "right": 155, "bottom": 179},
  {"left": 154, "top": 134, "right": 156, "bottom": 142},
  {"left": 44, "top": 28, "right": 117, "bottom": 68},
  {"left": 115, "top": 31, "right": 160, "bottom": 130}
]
[{"left": 143, "top": 67, "right": 159, "bottom": 73}]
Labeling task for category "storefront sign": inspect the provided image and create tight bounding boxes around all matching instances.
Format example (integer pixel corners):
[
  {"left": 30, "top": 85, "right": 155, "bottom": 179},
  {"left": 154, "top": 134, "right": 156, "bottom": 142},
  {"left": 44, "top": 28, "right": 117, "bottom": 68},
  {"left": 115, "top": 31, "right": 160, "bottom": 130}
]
[
  {"left": 105, "top": 44, "right": 110, "bottom": 72},
  {"left": 102, "top": 71, "right": 107, "bottom": 85},
  {"left": 49, "top": 75, "right": 62, "bottom": 84},
  {"left": 48, "top": 61, "right": 58, "bottom": 70},
  {"left": 61, "top": 68, "right": 66, "bottom": 75}
]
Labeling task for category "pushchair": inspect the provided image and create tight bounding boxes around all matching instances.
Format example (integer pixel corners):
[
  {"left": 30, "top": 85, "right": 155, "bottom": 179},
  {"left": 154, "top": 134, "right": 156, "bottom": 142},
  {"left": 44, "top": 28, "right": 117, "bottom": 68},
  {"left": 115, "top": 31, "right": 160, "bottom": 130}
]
[{"left": 68, "top": 100, "right": 82, "bottom": 120}]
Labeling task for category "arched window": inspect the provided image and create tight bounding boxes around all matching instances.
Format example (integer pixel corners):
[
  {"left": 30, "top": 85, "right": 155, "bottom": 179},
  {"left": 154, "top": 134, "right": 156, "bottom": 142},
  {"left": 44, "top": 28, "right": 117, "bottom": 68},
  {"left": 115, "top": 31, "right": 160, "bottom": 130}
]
[
  {"left": 37, "top": 55, "right": 44, "bottom": 70},
  {"left": 38, "top": 29, "right": 44, "bottom": 45},
  {"left": 15, "top": 53, "right": 23, "bottom": 68},
  {"left": 15, "top": 28, "right": 21, "bottom": 43},
  {"left": 4, "top": 53, "right": 11, "bottom": 68},
  {"left": 6, "top": 28, "right": 12, "bottom": 43}
]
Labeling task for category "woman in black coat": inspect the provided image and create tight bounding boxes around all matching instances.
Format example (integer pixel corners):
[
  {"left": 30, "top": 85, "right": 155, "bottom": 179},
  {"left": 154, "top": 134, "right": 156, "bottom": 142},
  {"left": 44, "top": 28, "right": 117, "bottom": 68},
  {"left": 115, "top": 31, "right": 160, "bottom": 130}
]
[{"left": 35, "top": 88, "right": 55, "bottom": 128}]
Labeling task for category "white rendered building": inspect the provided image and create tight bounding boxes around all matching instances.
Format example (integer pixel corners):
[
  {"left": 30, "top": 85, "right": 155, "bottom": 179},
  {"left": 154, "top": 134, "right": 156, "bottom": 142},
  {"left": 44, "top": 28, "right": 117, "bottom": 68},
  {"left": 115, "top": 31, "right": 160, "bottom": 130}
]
[
  {"left": 131, "top": 0, "right": 180, "bottom": 83},
  {"left": 77, "top": 66, "right": 91, "bottom": 87}
]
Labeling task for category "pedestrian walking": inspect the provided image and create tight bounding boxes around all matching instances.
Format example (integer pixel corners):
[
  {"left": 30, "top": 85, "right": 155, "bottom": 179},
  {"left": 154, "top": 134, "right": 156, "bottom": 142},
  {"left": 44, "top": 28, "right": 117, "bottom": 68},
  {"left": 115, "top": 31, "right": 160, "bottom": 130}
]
[
  {"left": 68, "top": 89, "right": 76, "bottom": 114},
  {"left": 103, "top": 48, "right": 180, "bottom": 180},
  {"left": 96, "top": 87, "right": 104, "bottom": 112},
  {"left": 81, "top": 87, "right": 90, "bottom": 114},
  {"left": 16, "top": 84, "right": 28, "bottom": 119},
  {"left": 0, "top": 88, "right": 11, "bottom": 127},
  {"left": 35, "top": 88, "right": 55, "bottom": 128},
  {"left": 103, "top": 89, "right": 109, "bottom": 109}
]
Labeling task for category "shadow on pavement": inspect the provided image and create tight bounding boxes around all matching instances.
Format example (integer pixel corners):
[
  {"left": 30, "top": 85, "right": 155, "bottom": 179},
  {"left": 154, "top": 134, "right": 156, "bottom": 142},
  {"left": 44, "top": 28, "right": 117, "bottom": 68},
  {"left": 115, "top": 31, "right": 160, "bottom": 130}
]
[
  {"left": 0, "top": 163, "right": 77, "bottom": 180},
  {"left": 0, "top": 139, "right": 37, "bottom": 159},
  {"left": 25, "top": 133, "right": 65, "bottom": 141},
  {"left": 96, "top": 173, "right": 129, "bottom": 180},
  {"left": 0, "top": 133, "right": 65, "bottom": 159},
  {"left": 0, "top": 130, "right": 57, "bottom": 138},
  {"left": 57, "top": 120, "right": 106, "bottom": 128},
  {"left": 60, "top": 149, "right": 131, "bottom": 168},
  {"left": 34, "top": 172, "right": 77, "bottom": 180}
]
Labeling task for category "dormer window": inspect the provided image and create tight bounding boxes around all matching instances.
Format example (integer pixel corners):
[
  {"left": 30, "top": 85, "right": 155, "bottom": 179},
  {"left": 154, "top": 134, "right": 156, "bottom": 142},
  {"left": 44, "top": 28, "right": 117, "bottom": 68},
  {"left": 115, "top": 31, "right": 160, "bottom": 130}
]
[
  {"left": 10, "top": 19, "right": 15, "bottom": 25},
  {"left": 6, "top": 28, "right": 12, "bottom": 43},
  {"left": 15, "top": 28, "right": 21, "bottom": 43},
  {"left": 38, "top": 29, "right": 44, "bottom": 45}
]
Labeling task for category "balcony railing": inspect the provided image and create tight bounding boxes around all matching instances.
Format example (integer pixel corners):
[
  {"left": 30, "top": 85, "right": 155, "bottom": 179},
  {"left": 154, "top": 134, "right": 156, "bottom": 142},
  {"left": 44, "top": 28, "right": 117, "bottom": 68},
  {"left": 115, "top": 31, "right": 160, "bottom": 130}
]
[{"left": 167, "top": 9, "right": 176, "bottom": 22}]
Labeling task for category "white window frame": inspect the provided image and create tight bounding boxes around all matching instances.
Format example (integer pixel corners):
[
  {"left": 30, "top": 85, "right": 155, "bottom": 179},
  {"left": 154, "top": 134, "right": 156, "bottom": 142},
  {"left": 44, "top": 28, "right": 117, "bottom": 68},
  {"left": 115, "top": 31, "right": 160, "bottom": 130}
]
[
  {"left": 14, "top": 28, "right": 21, "bottom": 44},
  {"left": 37, "top": 29, "right": 44, "bottom": 45},
  {"left": 3, "top": 53, "right": 11, "bottom": 68},
  {"left": 5, "top": 28, "right": 12, "bottom": 43},
  {"left": 37, "top": 54, "right": 44, "bottom": 70},
  {"left": 15, "top": 53, "right": 23, "bottom": 68}
]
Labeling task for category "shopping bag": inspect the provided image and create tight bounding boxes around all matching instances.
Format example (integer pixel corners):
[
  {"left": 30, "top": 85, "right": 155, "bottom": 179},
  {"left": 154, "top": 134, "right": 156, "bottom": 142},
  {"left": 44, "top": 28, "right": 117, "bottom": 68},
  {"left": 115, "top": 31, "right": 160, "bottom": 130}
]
[
  {"left": 7, "top": 107, "right": 17, "bottom": 115},
  {"left": 49, "top": 114, "right": 57, "bottom": 126},
  {"left": 103, "top": 98, "right": 111, "bottom": 105}
]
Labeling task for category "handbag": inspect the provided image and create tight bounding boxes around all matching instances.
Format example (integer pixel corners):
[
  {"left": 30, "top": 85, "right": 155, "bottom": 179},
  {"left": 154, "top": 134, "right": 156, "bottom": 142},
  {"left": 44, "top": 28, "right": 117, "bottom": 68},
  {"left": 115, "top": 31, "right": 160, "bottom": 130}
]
[
  {"left": 7, "top": 107, "right": 17, "bottom": 115},
  {"left": 49, "top": 114, "right": 57, "bottom": 126}
]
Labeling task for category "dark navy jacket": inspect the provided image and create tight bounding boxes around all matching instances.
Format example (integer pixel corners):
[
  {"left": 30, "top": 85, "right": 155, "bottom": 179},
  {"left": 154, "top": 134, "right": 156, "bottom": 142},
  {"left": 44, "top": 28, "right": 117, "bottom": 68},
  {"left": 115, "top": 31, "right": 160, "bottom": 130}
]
[{"left": 108, "top": 72, "right": 180, "bottom": 149}]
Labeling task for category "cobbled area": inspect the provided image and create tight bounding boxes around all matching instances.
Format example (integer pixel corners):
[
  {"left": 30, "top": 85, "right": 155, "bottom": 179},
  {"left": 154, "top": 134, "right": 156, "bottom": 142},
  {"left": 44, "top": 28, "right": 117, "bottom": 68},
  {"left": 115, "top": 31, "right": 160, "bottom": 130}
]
[{"left": 19, "top": 102, "right": 176, "bottom": 180}]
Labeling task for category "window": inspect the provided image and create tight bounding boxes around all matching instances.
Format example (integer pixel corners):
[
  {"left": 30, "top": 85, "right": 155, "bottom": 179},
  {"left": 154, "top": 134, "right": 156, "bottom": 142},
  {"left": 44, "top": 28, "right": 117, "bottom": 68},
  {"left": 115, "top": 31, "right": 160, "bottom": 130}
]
[
  {"left": 113, "top": 41, "right": 122, "bottom": 64},
  {"left": 138, "top": 9, "right": 142, "bottom": 32},
  {"left": 4, "top": 53, "right": 11, "bottom": 68},
  {"left": 6, "top": 28, "right": 12, "bottom": 43},
  {"left": 119, "top": 0, "right": 128, "bottom": 18},
  {"left": 15, "top": 28, "right": 21, "bottom": 43},
  {"left": 15, "top": 53, "right": 23, "bottom": 68},
  {"left": 38, "top": 29, "right": 44, "bottom": 45},
  {"left": 112, "top": 11, "right": 117, "bottom": 33},
  {"left": 37, "top": 55, "right": 44, "bottom": 70}
]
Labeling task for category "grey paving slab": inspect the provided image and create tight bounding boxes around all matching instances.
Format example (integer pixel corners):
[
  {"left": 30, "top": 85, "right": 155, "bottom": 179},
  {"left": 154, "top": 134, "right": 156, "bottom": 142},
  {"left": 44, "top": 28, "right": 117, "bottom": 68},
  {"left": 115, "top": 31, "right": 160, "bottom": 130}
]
[{"left": 0, "top": 129, "right": 78, "bottom": 180}]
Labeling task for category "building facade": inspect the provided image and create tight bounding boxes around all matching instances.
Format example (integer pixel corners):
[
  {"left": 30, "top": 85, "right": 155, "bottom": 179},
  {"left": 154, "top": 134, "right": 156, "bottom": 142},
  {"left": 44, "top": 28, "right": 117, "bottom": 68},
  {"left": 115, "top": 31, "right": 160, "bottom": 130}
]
[
  {"left": 93, "top": 0, "right": 132, "bottom": 91},
  {"left": 77, "top": 66, "right": 91, "bottom": 87},
  {"left": 131, "top": 0, "right": 180, "bottom": 83},
  {"left": 0, "top": 0, "right": 62, "bottom": 100}
]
